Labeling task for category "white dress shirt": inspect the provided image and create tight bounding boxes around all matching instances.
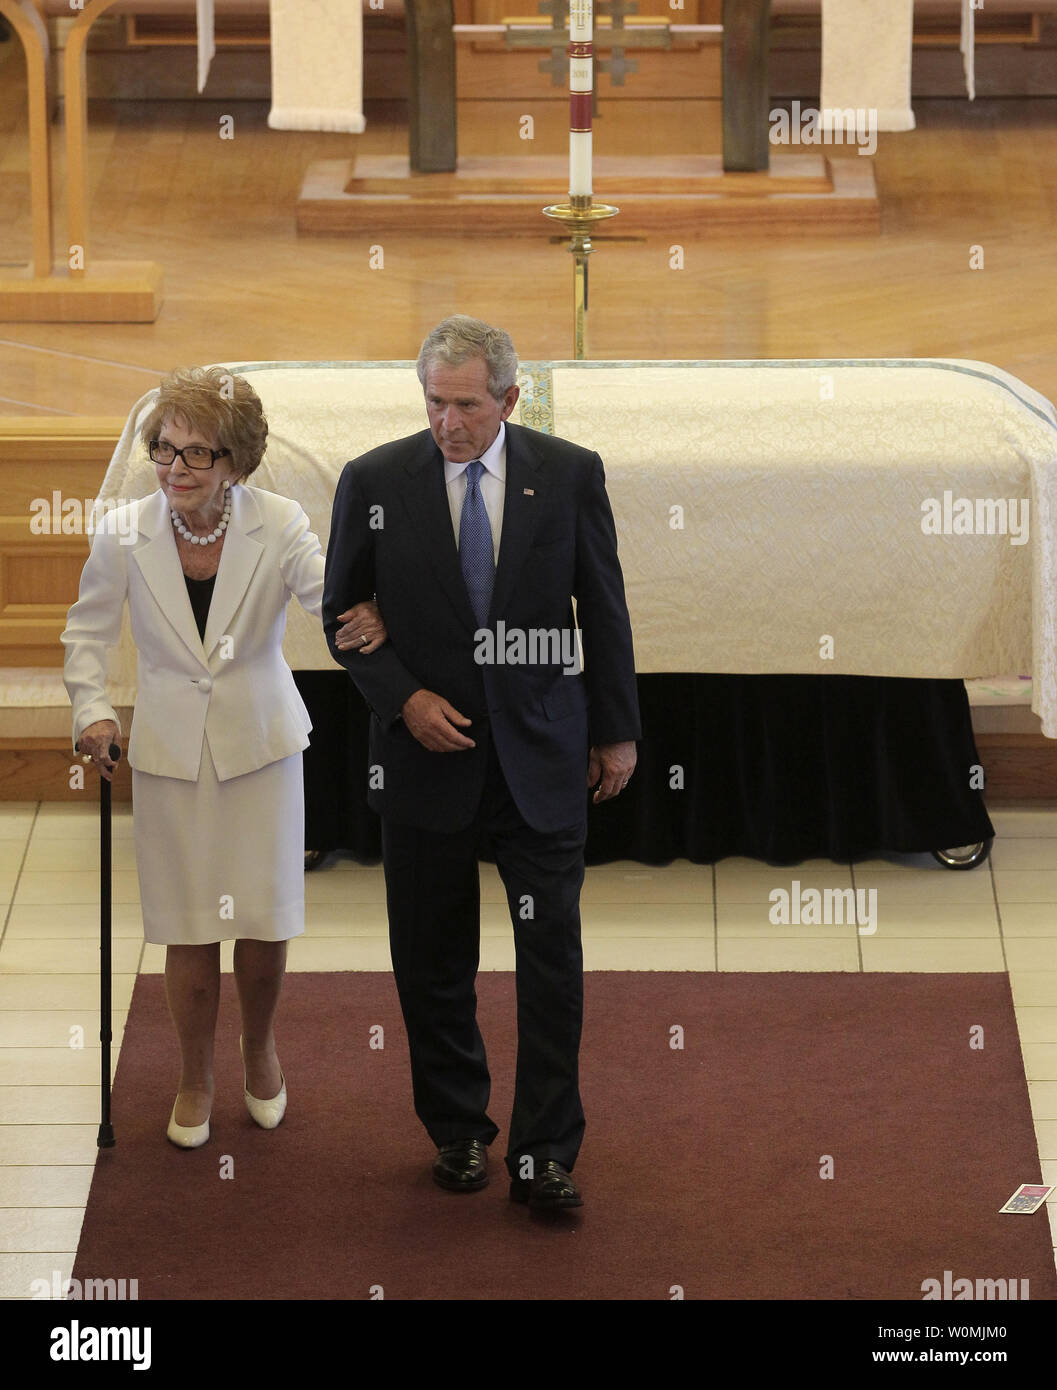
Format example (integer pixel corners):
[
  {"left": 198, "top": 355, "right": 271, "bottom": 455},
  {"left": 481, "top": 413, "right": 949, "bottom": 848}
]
[{"left": 443, "top": 422, "right": 506, "bottom": 565}]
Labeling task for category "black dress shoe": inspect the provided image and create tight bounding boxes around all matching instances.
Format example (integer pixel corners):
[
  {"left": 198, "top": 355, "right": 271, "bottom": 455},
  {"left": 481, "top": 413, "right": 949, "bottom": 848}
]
[
  {"left": 509, "top": 1160, "right": 583, "bottom": 1210},
  {"left": 432, "top": 1139, "right": 489, "bottom": 1191}
]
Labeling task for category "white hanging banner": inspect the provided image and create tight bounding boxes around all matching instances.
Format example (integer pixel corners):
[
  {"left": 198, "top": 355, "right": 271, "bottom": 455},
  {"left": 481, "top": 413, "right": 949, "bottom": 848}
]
[
  {"left": 961, "top": 0, "right": 977, "bottom": 101},
  {"left": 268, "top": 0, "right": 366, "bottom": 133},
  {"left": 821, "top": 0, "right": 915, "bottom": 133},
  {"left": 196, "top": 0, "right": 216, "bottom": 95}
]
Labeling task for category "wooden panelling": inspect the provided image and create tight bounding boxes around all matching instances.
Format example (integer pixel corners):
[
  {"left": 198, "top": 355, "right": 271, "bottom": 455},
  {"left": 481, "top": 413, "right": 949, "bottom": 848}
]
[
  {"left": 0, "top": 419, "right": 124, "bottom": 668},
  {"left": 0, "top": 742, "right": 134, "bottom": 802},
  {"left": 126, "top": 12, "right": 271, "bottom": 44},
  {"left": 977, "top": 735, "right": 1057, "bottom": 799},
  {"left": 0, "top": 419, "right": 125, "bottom": 508}
]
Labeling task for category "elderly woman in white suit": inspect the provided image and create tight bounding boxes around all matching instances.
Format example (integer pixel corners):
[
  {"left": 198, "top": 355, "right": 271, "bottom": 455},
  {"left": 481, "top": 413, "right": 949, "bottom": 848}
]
[{"left": 62, "top": 367, "right": 383, "bottom": 1149}]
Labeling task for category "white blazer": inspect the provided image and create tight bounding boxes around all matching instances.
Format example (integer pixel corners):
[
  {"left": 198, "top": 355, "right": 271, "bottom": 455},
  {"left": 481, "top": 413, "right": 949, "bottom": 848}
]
[{"left": 62, "top": 484, "right": 324, "bottom": 782}]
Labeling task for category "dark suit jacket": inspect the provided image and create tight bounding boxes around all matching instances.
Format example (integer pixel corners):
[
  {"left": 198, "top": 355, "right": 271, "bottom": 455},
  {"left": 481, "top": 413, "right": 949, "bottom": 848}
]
[{"left": 322, "top": 422, "right": 641, "bottom": 833}]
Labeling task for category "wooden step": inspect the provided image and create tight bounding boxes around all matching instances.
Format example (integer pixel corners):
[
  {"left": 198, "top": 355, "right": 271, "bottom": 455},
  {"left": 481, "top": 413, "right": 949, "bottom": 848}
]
[{"left": 297, "top": 153, "right": 880, "bottom": 237}]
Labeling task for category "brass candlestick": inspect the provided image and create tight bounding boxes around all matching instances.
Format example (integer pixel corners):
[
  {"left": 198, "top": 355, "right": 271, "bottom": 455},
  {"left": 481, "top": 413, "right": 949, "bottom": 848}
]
[{"left": 542, "top": 195, "right": 619, "bottom": 360}]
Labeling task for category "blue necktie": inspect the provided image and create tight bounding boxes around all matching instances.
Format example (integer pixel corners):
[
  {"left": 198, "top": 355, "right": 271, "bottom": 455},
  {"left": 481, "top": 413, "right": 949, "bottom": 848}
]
[{"left": 459, "top": 459, "right": 494, "bottom": 627}]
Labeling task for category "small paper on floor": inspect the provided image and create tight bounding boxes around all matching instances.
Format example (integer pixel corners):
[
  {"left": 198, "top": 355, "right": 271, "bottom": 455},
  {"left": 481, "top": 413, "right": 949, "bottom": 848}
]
[{"left": 998, "top": 1183, "right": 1054, "bottom": 1215}]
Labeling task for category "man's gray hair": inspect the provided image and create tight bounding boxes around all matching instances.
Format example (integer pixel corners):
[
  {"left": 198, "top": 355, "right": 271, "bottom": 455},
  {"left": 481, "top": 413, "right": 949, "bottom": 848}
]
[{"left": 416, "top": 315, "right": 519, "bottom": 402}]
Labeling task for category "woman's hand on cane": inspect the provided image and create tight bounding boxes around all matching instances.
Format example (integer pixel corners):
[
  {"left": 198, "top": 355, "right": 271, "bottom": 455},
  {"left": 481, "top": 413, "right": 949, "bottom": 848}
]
[{"left": 78, "top": 720, "right": 121, "bottom": 782}]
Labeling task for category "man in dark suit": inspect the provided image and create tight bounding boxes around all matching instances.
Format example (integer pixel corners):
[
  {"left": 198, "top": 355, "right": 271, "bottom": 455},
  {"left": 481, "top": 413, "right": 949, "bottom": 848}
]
[{"left": 323, "top": 315, "right": 640, "bottom": 1210}]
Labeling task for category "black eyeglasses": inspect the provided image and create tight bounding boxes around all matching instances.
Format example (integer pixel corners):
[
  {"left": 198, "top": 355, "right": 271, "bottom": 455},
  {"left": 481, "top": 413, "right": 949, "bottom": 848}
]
[{"left": 149, "top": 440, "right": 231, "bottom": 470}]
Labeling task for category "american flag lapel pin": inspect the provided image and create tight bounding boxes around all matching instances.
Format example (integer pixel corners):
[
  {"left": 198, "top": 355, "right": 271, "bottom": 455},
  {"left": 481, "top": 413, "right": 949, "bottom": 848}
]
[{"left": 523, "top": 488, "right": 534, "bottom": 496}]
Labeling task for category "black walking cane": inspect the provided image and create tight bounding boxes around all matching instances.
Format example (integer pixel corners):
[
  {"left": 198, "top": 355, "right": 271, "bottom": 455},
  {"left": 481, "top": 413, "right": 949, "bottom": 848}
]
[{"left": 78, "top": 740, "right": 121, "bottom": 1148}]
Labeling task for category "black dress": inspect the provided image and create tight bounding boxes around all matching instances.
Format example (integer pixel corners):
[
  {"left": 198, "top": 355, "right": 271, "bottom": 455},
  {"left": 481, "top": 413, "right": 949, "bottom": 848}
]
[{"left": 184, "top": 573, "right": 215, "bottom": 641}]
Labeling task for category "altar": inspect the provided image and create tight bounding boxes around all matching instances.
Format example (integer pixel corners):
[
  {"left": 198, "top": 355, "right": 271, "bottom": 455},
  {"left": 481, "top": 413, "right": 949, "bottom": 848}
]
[{"left": 86, "top": 356, "right": 1057, "bottom": 864}]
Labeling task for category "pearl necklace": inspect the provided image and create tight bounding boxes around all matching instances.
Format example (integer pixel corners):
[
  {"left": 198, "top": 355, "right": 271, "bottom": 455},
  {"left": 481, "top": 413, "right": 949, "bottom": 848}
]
[{"left": 171, "top": 489, "right": 232, "bottom": 545}]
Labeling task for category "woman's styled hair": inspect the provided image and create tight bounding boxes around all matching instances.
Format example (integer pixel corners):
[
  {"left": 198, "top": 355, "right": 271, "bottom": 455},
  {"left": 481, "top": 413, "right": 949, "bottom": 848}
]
[
  {"left": 416, "top": 315, "right": 519, "bottom": 402},
  {"left": 140, "top": 366, "right": 268, "bottom": 480}
]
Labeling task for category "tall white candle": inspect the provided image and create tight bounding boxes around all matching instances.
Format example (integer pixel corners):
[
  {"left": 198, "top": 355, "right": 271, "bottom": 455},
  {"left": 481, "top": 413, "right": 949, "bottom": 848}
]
[{"left": 569, "top": 0, "right": 593, "bottom": 197}]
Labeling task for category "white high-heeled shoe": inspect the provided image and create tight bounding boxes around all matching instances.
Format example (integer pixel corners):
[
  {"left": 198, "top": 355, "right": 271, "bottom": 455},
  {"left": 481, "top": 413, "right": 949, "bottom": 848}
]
[
  {"left": 239, "top": 1035, "right": 287, "bottom": 1129},
  {"left": 166, "top": 1101, "right": 210, "bottom": 1149}
]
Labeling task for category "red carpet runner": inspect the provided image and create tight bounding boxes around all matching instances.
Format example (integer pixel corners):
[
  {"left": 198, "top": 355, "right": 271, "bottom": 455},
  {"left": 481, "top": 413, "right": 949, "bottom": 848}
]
[{"left": 72, "top": 972, "right": 1056, "bottom": 1300}]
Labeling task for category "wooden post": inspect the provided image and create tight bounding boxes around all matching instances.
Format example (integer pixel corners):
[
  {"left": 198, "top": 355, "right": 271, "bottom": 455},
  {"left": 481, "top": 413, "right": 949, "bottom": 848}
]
[
  {"left": 65, "top": 0, "right": 123, "bottom": 279},
  {"left": 0, "top": 0, "right": 53, "bottom": 277},
  {"left": 722, "top": 0, "right": 771, "bottom": 172},
  {"left": 406, "top": 0, "right": 457, "bottom": 174}
]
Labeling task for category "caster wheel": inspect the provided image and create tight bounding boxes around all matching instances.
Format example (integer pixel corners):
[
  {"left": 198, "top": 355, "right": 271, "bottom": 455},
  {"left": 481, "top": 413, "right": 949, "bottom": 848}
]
[{"left": 930, "top": 837, "right": 993, "bottom": 870}]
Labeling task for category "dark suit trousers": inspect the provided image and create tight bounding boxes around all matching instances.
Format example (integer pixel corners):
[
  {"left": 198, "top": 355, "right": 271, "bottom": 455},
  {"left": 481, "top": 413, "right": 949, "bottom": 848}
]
[{"left": 381, "top": 733, "right": 587, "bottom": 1176}]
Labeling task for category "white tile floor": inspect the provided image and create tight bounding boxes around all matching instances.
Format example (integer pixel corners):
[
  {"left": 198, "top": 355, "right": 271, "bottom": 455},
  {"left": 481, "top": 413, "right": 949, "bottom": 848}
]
[{"left": 1, "top": 798, "right": 1055, "bottom": 1297}]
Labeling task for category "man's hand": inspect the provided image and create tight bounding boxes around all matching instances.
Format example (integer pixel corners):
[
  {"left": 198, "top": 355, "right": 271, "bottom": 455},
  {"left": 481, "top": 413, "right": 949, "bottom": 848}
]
[
  {"left": 335, "top": 599, "right": 387, "bottom": 654},
  {"left": 588, "top": 741, "right": 637, "bottom": 804},
  {"left": 77, "top": 720, "right": 120, "bottom": 783},
  {"left": 401, "top": 689, "right": 476, "bottom": 752}
]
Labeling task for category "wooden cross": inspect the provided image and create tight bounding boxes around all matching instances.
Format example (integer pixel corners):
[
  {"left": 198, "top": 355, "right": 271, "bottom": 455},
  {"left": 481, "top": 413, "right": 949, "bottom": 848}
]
[
  {"left": 535, "top": 0, "right": 576, "bottom": 91},
  {"left": 599, "top": 0, "right": 642, "bottom": 90},
  {"left": 597, "top": 48, "right": 638, "bottom": 87},
  {"left": 537, "top": 0, "right": 567, "bottom": 29},
  {"left": 599, "top": 0, "right": 639, "bottom": 29},
  {"left": 516, "top": 0, "right": 665, "bottom": 91},
  {"left": 538, "top": 46, "right": 569, "bottom": 85}
]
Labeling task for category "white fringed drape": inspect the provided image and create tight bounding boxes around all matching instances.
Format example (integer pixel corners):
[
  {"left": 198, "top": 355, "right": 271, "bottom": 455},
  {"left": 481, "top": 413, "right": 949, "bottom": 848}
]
[
  {"left": 267, "top": 0, "right": 366, "bottom": 133},
  {"left": 820, "top": 0, "right": 915, "bottom": 132}
]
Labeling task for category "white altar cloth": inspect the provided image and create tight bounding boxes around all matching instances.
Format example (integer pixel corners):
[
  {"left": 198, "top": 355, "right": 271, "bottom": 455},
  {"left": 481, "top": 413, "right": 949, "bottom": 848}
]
[{"left": 92, "top": 359, "right": 1057, "bottom": 738}]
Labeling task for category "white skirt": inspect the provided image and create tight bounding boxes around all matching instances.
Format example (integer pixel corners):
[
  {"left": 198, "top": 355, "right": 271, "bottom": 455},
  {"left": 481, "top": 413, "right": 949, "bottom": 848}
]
[{"left": 133, "top": 740, "right": 306, "bottom": 946}]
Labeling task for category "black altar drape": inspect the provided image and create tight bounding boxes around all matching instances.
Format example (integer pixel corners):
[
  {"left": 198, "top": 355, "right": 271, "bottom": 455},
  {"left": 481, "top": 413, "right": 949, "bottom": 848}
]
[{"left": 295, "top": 673, "right": 994, "bottom": 866}]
